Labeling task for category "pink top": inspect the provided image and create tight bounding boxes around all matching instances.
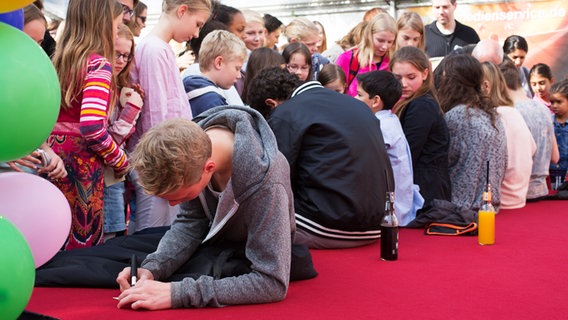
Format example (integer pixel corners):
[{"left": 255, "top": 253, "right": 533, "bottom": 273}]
[
  {"left": 496, "top": 106, "right": 536, "bottom": 209},
  {"left": 335, "top": 48, "right": 390, "bottom": 97},
  {"left": 128, "top": 35, "right": 191, "bottom": 151}
]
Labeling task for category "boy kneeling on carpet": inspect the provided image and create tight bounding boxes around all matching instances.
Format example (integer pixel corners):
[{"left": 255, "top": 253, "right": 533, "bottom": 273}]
[{"left": 116, "top": 106, "right": 299, "bottom": 309}]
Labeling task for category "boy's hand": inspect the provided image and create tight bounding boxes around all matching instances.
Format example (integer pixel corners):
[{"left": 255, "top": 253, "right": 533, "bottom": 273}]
[
  {"left": 116, "top": 266, "right": 154, "bottom": 292},
  {"left": 116, "top": 276, "right": 172, "bottom": 310}
]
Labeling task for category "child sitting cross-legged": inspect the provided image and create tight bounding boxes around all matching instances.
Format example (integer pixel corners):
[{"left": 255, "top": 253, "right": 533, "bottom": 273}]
[
  {"left": 355, "top": 70, "right": 424, "bottom": 225},
  {"left": 183, "top": 30, "right": 246, "bottom": 116}
]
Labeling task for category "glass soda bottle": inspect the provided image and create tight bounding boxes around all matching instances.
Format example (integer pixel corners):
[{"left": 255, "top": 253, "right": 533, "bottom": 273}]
[
  {"left": 380, "top": 191, "right": 398, "bottom": 260},
  {"left": 478, "top": 178, "right": 495, "bottom": 245}
]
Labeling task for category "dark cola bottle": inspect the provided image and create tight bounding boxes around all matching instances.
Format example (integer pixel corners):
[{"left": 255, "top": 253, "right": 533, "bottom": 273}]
[{"left": 380, "top": 191, "right": 398, "bottom": 261}]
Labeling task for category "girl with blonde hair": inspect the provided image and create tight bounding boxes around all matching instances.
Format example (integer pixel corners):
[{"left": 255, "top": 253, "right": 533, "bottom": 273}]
[
  {"left": 481, "top": 61, "right": 535, "bottom": 209},
  {"left": 480, "top": 62, "right": 514, "bottom": 106},
  {"left": 283, "top": 17, "right": 320, "bottom": 53},
  {"left": 49, "top": 0, "right": 126, "bottom": 250},
  {"left": 335, "top": 13, "right": 397, "bottom": 96},
  {"left": 313, "top": 20, "right": 327, "bottom": 52},
  {"left": 128, "top": 0, "right": 212, "bottom": 234},
  {"left": 242, "top": 9, "right": 265, "bottom": 51},
  {"left": 239, "top": 9, "right": 264, "bottom": 84},
  {"left": 395, "top": 11, "right": 425, "bottom": 51}
]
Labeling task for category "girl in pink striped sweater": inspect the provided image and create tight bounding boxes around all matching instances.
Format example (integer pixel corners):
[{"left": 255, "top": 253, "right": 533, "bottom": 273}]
[{"left": 49, "top": 0, "right": 126, "bottom": 250}]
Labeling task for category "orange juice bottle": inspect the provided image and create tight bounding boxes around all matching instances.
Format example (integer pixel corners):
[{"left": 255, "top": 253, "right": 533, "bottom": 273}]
[{"left": 478, "top": 188, "right": 495, "bottom": 245}]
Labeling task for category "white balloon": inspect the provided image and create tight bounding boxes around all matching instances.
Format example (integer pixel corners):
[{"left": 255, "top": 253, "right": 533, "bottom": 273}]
[{"left": 0, "top": 172, "right": 71, "bottom": 268}]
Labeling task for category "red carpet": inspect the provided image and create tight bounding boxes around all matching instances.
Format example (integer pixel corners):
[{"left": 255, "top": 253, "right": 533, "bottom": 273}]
[{"left": 25, "top": 201, "right": 568, "bottom": 319}]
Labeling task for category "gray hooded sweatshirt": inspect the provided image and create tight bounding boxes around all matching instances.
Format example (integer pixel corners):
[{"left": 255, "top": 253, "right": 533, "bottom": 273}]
[{"left": 141, "top": 106, "right": 295, "bottom": 308}]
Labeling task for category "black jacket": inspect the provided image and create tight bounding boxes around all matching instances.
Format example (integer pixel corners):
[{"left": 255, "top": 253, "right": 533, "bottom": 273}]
[
  {"left": 399, "top": 94, "right": 451, "bottom": 207},
  {"left": 425, "top": 20, "right": 480, "bottom": 58},
  {"left": 268, "top": 82, "right": 394, "bottom": 240}
]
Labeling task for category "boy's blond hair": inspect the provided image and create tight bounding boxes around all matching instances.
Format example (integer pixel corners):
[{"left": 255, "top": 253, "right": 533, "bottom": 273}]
[
  {"left": 131, "top": 118, "right": 212, "bottom": 196},
  {"left": 199, "top": 30, "right": 247, "bottom": 73}
]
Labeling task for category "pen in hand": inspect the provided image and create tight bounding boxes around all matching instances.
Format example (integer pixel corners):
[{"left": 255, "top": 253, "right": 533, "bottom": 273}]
[{"left": 130, "top": 253, "right": 137, "bottom": 287}]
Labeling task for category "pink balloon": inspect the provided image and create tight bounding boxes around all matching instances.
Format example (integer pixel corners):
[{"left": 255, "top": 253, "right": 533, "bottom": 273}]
[{"left": 0, "top": 172, "right": 71, "bottom": 268}]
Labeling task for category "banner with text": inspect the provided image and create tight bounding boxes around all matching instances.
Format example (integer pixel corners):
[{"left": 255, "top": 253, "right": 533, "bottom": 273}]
[{"left": 408, "top": 0, "right": 568, "bottom": 79}]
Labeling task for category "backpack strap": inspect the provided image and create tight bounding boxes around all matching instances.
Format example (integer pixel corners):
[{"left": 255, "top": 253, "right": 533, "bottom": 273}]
[
  {"left": 346, "top": 48, "right": 360, "bottom": 88},
  {"left": 425, "top": 222, "right": 478, "bottom": 236}
]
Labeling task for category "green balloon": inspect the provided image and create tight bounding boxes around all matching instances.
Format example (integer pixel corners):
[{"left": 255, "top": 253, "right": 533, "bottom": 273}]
[
  {"left": 0, "top": 216, "right": 35, "bottom": 320},
  {"left": 0, "top": 23, "right": 60, "bottom": 162}
]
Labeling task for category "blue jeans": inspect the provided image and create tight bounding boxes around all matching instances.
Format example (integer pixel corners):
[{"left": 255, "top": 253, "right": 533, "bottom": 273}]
[
  {"left": 551, "top": 119, "right": 568, "bottom": 189},
  {"left": 103, "top": 182, "right": 127, "bottom": 233}
]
